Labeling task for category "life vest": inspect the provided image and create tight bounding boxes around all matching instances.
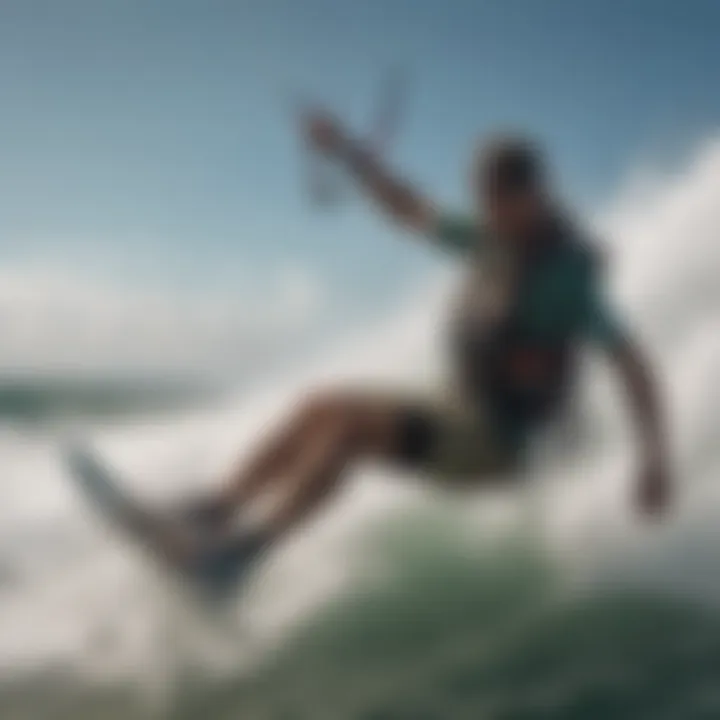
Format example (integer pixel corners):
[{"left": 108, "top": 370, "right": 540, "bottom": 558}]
[
  {"left": 450, "top": 219, "right": 584, "bottom": 430},
  {"left": 454, "top": 321, "right": 575, "bottom": 427}
]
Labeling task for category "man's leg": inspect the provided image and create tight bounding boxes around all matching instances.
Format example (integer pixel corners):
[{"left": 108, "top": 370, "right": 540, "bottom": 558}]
[
  {"left": 189, "top": 389, "right": 517, "bottom": 586},
  {"left": 199, "top": 390, "right": 439, "bottom": 541},
  {"left": 260, "top": 392, "right": 409, "bottom": 539},
  {"left": 230, "top": 391, "right": 409, "bottom": 520},
  {"left": 219, "top": 394, "right": 338, "bottom": 510},
  {"left": 180, "top": 390, "right": 433, "bottom": 587},
  {"left": 183, "top": 391, "right": 356, "bottom": 527}
]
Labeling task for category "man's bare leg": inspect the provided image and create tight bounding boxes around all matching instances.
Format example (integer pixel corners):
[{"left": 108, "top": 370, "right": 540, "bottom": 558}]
[
  {"left": 190, "top": 393, "right": 408, "bottom": 574},
  {"left": 212, "top": 391, "right": 399, "bottom": 520},
  {"left": 265, "top": 396, "right": 398, "bottom": 539},
  {"left": 218, "top": 398, "right": 325, "bottom": 509},
  {"left": 186, "top": 391, "right": 350, "bottom": 526}
]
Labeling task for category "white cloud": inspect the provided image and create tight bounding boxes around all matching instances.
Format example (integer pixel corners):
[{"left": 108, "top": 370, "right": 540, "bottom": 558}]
[{"left": 0, "top": 260, "right": 327, "bottom": 378}]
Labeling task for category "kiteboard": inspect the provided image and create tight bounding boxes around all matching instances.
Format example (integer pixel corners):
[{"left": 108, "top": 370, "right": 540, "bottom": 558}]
[{"left": 64, "top": 444, "right": 256, "bottom": 601}]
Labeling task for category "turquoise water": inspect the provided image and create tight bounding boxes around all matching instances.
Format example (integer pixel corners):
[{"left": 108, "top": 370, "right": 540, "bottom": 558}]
[
  {"left": 0, "top": 377, "right": 216, "bottom": 422},
  {"left": 3, "top": 532, "right": 720, "bottom": 720}
]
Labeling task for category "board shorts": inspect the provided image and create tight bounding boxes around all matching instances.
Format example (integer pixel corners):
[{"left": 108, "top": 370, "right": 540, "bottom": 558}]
[{"left": 389, "top": 387, "right": 522, "bottom": 483}]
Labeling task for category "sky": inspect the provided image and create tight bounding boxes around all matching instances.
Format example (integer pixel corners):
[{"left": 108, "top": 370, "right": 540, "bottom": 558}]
[{"left": 0, "top": 0, "right": 719, "bottom": 377}]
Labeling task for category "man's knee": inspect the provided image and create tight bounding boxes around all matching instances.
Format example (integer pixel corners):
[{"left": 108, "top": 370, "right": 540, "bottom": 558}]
[
  {"left": 296, "top": 390, "right": 347, "bottom": 425},
  {"left": 294, "top": 390, "right": 359, "bottom": 440},
  {"left": 295, "top": 390, "right": 389, "bottom": 453}
]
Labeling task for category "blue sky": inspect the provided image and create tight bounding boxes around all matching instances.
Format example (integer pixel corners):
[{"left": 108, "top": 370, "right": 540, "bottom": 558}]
[{"left": 1, "top": 0, "right": 719, "bottom": 314}]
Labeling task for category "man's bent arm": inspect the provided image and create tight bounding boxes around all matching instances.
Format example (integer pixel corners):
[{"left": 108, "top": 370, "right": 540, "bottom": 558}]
[
  {"left": 608, "top": 336, "right": 671, "bottom": 515},
  {"left": 581, "top": 265, "right": 671, "bottom": 516}
]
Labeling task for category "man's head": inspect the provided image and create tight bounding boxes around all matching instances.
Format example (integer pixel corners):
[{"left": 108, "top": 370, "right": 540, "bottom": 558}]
[{"left": 474, "top": 134, "right": 551, "bottom": 242}]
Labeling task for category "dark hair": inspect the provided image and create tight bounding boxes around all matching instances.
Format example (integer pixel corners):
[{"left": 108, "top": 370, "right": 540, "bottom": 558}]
[{"left": 477, "top": 135, "right": 545, "bottom": 196}]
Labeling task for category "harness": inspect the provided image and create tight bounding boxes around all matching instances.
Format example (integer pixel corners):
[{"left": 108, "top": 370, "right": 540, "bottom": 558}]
[{"left": 451, "top": 220, "right": 581, "bottom": 432}]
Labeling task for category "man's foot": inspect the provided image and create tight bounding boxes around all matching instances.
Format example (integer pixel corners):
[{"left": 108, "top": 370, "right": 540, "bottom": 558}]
[
  {"left": 189, "top": 527, "right": 272, "bottom": 598},
  {"left": 176, "top": 494, "right": 235, "bottom": 533},
  {"left": 166, "top": 495, "right": 273, "bottom": 598}
]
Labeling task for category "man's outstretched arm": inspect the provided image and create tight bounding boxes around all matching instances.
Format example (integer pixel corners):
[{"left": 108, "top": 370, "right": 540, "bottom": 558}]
[{"left": 305, "top": 111, "right": 438, "bottom": 234}]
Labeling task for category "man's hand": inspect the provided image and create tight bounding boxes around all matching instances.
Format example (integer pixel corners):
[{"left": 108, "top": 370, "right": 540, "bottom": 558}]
[
  {"left": 178, "top": 493, "right": 235, "bottom": 533},
  {"left": 635, "top": 452, "right": 672, "bottom": 518},
  {"left": 304, "top": 109, "right": 348, "bottom": 157},
  {"left": 300, "top": 107, "right": 435, "bottom": 232}
]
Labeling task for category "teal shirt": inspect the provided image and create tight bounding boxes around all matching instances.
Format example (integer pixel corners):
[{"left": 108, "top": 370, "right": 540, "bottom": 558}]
[
  {"left": 434, "top": 213, "right": 626, "bottom": 351},
  {"left": 434, "top": 214, "right": 626, "bottom": 448}
]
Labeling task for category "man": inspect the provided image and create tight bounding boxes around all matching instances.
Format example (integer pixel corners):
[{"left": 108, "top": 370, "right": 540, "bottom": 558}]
[{"left": 179, "top": 111, "right": 671, "bottom": 590}]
